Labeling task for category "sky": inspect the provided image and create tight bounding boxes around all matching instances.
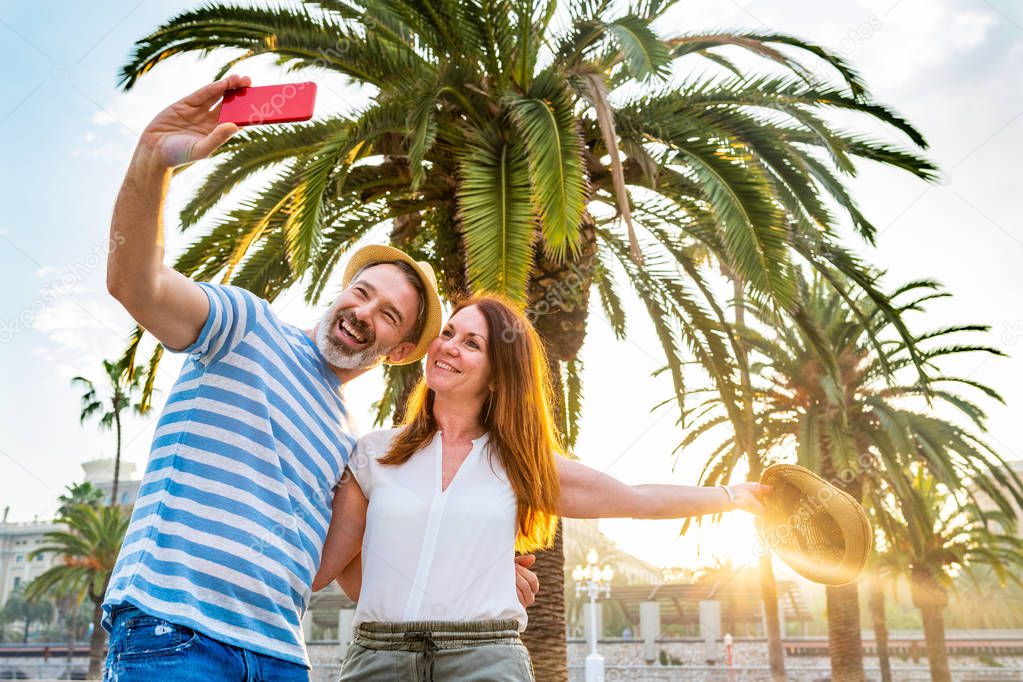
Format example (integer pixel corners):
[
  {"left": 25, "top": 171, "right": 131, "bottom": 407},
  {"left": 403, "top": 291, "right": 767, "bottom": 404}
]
[{"left": 1, "top": 0, "right": 1022, "bottom": 578}]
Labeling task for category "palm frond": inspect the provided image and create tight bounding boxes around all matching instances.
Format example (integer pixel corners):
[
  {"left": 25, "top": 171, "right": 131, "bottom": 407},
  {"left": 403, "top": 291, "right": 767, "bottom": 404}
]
[
  {"left": 570, "top": 65, "right": 641, "bottom": 260},
  {"left": 180, "top": 118, "right": 350, "bottom": 228},
  {"left": 457, "top": 130, "right": 535, "bottom": 302},
  {"left": 120, "top": 3, "right": 429, "bottom": 90},
  {"left": 605, "top": 14, "right": 671, "bottom": 80},
  {"left": 506, "top": 74, "right": 588, "bottom": 259},
  {"left": 563, "top": 357, "right": 584, "bottom": 448},
  {"left": 591, "top": 254, "right": 626, "bottom": 339}
]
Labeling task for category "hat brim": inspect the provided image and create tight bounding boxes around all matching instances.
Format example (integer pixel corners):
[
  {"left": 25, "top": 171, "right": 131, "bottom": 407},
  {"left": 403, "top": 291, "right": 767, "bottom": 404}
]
[
  {"left": 341, "top": 245, "right": 442, "bottom": 366},
  {"left": 760, "top": 464, "right": 872, "bottom": 586}
]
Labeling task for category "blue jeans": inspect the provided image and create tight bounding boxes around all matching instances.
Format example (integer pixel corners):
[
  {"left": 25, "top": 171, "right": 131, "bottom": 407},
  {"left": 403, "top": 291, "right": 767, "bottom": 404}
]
[{"left": 104, "top": 604, "right": 309, "bottom": 682}]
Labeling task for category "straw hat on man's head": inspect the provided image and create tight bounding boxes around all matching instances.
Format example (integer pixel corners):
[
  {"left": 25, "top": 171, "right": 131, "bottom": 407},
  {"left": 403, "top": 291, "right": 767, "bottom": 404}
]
[
  {"left": 342, "top": 244, "right": 442, "bottom": 366},
  {"left": 759, "top": 464, "right": 872, "bottom": 586}
]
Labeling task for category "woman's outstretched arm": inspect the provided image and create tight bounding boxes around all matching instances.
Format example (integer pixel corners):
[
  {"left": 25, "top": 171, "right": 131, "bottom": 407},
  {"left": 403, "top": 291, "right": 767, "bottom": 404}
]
[
  {"left": 312, "top": 473, "right": 368, "bottom": 591},
  {"left": 556, "top": 455, "right": 769, "bottom": 519}
]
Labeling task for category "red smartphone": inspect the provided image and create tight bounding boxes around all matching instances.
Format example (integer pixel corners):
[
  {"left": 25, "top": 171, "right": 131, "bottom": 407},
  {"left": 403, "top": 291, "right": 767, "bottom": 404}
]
[{"left": 219, "top": 82, "right": 317, "bottom": 126}]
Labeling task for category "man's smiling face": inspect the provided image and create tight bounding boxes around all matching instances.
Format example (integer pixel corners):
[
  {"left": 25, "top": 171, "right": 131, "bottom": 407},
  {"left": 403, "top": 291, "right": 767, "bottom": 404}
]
[{"left": 315, "top": 263, "right": 422, "bottom": 369}]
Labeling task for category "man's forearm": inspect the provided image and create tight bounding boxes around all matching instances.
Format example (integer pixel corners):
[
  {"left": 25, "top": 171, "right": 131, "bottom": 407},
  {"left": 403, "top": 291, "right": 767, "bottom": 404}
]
[
  {"left": 107, "top": 146, "right": 172, "bottom": 303},
  {"left": 101, "top": 77, "right": 247, "bottom": 349}
]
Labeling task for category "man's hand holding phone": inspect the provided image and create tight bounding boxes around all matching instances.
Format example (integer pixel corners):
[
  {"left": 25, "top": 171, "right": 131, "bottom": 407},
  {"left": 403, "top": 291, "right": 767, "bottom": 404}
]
[
  {"left": 110, "top": 75, "right": 318, "bottom": 351},
  {"left": 135, "top": 74, "right": 252, "bottom": 172}
]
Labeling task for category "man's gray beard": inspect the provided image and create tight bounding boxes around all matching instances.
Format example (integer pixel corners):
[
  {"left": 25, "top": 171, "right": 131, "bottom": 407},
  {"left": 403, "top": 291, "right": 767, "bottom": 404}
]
[{"left": 315, "top": 311, "right": 386, "bottom": 370}]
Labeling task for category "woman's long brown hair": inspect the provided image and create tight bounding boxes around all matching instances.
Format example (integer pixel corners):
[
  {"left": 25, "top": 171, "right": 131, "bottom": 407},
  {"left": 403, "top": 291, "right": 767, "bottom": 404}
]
[{"left": 380, "top": 296, "right": 561, "bottom": 553}]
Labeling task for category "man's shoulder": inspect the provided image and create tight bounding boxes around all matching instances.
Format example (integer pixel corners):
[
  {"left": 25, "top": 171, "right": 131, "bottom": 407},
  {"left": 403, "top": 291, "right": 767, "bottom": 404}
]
[
  {"left": 201, "top": 282, "right": 299, "bottom": 340},
  {"left": 194, "top": 281, "right": 278, "bottom": 330},
  {"left": 197, "top": 281, "right": 270, "bottom": 307}
]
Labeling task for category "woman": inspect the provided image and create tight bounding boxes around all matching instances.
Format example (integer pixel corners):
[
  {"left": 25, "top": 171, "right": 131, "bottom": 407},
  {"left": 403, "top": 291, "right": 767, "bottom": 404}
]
[{"left": 314, "top": 296, "right": 769, "bottom": 681}]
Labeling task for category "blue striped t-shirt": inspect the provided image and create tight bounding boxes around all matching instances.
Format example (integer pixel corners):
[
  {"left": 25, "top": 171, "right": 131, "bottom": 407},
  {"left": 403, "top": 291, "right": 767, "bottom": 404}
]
[{"left": 103, "top": 282, "right": 357, "bottom": 667}]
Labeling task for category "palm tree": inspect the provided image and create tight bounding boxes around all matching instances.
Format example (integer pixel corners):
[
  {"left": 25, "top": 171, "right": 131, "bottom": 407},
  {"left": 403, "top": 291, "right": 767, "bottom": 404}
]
[
  {"left": 727, "top": 268, "right": 787, "bottom": 680},
  {"left": 873, "top": 468, "right": 1023, "bottom": 682},
  {"left": 117, "top": 2, "right": 937, "bottom": 675},
  {"left": 72, "top": 358, "right": 149, "bottom": 506},
  {"left": 679, "top": 271, "right": 1023, "bottom": 681},
  {"left": 866, "top": 570, "right": 892, "bottom": 682},
  {"left": 0, "top": 588, "right": 55, "bottom": 643},
  {"left": 26, "top": 504, "right": 130, "bottom": 679},
  {"left": 862, "top": 505, "right": 909, "bottom": 682},
  {"left": 946, "top": 566, "right": 1023, "bottom": 629},
  {"left": 57, "top": 482, "right": 106, "bottom": 518}
]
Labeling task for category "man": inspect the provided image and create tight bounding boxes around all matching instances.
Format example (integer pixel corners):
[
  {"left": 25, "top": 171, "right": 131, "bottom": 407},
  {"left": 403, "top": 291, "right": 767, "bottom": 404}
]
[{"left": 102, "top": 75, "right": 539, "bottom": 680}]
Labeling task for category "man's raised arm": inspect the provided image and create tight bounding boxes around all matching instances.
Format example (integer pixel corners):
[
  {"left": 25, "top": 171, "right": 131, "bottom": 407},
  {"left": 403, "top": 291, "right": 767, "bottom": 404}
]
[{"left": 106, "top": 74, "right": 250, "bottom": 351}]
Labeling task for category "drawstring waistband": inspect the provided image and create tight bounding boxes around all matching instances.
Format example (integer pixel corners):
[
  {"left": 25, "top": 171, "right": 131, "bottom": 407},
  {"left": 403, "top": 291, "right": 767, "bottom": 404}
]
[
  {"left": 353, "top": 620, "right": 522, "bottom": 682},
  {"left": 403, "top": 631, "right": 438, "bottom": 681}
]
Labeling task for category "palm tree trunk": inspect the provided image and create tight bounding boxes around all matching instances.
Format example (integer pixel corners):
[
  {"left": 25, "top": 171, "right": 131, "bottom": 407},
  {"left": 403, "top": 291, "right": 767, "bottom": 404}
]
[
  {"left": 526, "top": 216, "right": 597, "bottom": 366},
  {"left": 919, "top": 602, "right": 951, "bottom": 682},
  {"left": 67, "top": 598, "right": 77, "bottom": 678},
  {"left": 732, "top": 275, "right": 786, "bottom": 681},
  {"left": 826, "top": 581, "right": 866, "bottom": 682},
  {"left": 88, "top": 598, "right": 105, "bottom": 680},
  {"left": 433, "top": 200, "right": 469, "bottom": 298},
  {"left": 520, "top": 354, "right": 573, "bottom": 681},
  {"left": 112, "top": 405, "right": 122, "bottom": 506},
  {"left": 22, "top": 615, "right": 29, "bottom": 644},
  {"left": 521, "top": 520, "right": 568, "bottom": 682},
  {"left": 869, "top": 574, "right": 892, "bottom": 682},
  {"left": 911, "top": 572, "right": 951, "bottom": 682},
  {"left": 758, "top": 555, "right": 786, "bottom": 681},
  {"left": 819, "top": 457, "right": 866, "bottom": 682}
]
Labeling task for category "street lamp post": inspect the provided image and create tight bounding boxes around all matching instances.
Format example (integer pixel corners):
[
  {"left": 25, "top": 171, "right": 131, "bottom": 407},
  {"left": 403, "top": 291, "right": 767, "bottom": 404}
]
[
  {"left": 724, "top": 632, "right": 735, "bottom": 681},
  {"left": 572, "top": 548, "right": 614, "bottom": 682}
]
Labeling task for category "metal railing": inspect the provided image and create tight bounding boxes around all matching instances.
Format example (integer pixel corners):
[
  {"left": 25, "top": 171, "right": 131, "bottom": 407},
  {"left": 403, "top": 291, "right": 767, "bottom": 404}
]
[{"left": 565, "top": 664, "right": 1023, "bottom": 682}]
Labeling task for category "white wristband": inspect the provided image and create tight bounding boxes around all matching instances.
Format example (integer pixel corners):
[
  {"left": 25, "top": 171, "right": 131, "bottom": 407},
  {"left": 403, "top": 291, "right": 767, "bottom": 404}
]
[{"left": 719, "top": 484, "right": 736, "bottom": 508}]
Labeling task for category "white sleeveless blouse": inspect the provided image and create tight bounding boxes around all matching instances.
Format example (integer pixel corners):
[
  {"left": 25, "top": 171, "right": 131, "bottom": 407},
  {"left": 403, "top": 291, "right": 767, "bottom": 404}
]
[{"left": 347, "top": 428, "right": 526, "bottom": 630}]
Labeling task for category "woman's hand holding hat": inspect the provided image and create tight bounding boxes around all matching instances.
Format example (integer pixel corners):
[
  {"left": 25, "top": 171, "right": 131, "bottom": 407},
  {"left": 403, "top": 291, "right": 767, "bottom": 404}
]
[
  {"left": 727, "top": 482, "right": 773, "bottom": 516},
  {"left": 758, "top": 464, "right": 873, "bottom": 585}
]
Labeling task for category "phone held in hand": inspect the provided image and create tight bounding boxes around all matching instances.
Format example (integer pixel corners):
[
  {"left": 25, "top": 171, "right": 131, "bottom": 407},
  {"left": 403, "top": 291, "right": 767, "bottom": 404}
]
[{"left": 219, "top": 82, "right": 317, "bottom": 126}]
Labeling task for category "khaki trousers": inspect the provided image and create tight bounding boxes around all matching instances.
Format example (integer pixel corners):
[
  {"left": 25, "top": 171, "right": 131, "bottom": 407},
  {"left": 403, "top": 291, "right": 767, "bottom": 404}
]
[{"left": 338, "top": 619, "right": 534, "bottom": 682}]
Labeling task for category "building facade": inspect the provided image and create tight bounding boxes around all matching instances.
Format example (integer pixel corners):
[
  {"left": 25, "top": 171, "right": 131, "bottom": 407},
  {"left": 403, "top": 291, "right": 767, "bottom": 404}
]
[
  {"left": 0, "top": 519, "right": 58, "bottom": 606},
  {"left": 0, "top": 458, "right": 141, "bottom": 607}
]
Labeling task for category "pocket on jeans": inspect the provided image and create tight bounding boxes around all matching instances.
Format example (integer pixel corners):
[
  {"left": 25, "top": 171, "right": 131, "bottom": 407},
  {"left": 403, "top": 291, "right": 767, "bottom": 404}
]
[{"left": 117, "top": 615, "right": 198, "bottom": 660}]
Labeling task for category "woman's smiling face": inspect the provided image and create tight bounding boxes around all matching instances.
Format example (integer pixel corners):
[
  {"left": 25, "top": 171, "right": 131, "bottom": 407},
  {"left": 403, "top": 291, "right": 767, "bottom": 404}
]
[{"left": 424, "top": 304, "right": 492, "bottom": 400}]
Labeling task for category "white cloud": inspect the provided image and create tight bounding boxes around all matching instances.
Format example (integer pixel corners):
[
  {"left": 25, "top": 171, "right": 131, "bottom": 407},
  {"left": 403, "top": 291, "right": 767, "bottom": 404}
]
[
  {"left": 32, "top": 294, "right": 134, "bottom": 380},
  {"left": 70, "top": 135, "right": 134, "bottom": 161},
  {"left": 950, "top": 9, "right": 997, "bottom": 51},
  {"left": 851, "top": 0, "right": 998, "bottom": 86},
  {"left": 90, "top": 109, "right": 118, "bottom": 127}
]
